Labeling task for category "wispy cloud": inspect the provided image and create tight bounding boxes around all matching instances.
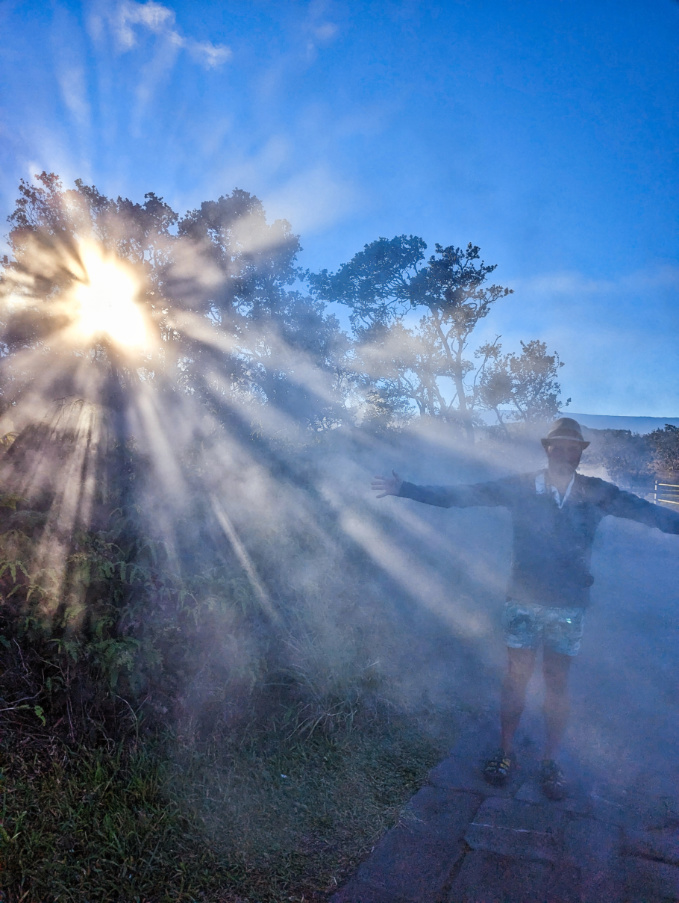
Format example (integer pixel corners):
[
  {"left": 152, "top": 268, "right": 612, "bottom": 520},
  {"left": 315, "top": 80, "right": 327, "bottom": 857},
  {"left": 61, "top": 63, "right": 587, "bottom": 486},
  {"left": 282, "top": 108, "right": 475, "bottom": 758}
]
[
  {"left": 56, "top": 64, "right": 90, "bottom": 129},
  {"left": 312, "top": 22, "right": 339, "bottom": 42},
  {"left": 264, "top": 165, "right": 358, "bottom": 234},
  {"left": 301, "top": 0, "right": 340, "bottom": 61},
  {"left": 512, "top": 264, "right": 679, "bottom": 297},
  {"left": 187, "top": 39, "right": 231, "bottom": 69},
  {"left": 101, "top": 1, "right": 231, "bottom": 69},
  {"left": 113, "top": 0, "right": 175, "bottom": 48}
]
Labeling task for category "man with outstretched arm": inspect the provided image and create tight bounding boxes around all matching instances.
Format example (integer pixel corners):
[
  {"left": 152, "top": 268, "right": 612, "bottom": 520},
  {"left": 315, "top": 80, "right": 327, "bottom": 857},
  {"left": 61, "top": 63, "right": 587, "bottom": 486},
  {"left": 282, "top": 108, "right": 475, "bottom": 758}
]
[{"left": 371, "top": 417, "right": 679, "bottom": 800}]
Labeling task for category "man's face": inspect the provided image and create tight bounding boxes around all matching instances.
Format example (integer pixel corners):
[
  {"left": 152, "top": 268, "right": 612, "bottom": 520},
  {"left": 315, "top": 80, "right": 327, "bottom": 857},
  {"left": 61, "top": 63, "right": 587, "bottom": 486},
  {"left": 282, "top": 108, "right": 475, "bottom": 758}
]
[{"left": 546, "top": 440, "right": 583, "bottom": 475}]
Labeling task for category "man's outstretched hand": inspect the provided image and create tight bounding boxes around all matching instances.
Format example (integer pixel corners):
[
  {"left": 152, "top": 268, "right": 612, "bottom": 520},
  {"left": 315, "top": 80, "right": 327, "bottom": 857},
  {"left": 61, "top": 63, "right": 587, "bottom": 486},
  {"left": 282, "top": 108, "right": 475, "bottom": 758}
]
[{"left": 371, "top": 470, "right": 403, "bottom": 498}]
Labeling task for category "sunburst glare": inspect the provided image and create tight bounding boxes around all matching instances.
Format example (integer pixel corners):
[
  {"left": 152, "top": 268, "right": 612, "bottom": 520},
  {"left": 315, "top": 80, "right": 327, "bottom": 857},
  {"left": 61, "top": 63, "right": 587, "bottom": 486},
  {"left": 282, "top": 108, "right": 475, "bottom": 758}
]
[{"left": 71, "top": 242, "right": 148, "bottom": 350}]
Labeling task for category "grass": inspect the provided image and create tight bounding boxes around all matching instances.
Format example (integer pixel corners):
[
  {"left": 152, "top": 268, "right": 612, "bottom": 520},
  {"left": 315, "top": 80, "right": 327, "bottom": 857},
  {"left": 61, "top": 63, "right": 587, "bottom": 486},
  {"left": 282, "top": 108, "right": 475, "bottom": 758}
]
[
  {"left": 0, "top": 740, "right": 243, "bottom": 902},
  {"left": 0, "top": 707, "right": 449, "bottom": 902}
]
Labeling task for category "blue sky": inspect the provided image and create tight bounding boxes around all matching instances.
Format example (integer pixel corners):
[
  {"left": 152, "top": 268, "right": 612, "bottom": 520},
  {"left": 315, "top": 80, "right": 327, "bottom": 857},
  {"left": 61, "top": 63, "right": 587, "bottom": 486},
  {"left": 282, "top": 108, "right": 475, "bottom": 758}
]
[{"left": 1, "top": 0, "right": 677, "bottom": 416}]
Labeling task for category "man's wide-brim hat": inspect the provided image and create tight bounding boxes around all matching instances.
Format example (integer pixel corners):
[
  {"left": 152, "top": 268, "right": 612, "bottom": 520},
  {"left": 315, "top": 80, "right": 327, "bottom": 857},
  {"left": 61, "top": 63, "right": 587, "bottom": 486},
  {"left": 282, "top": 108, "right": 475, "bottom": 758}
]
[{"left": 541, "top": 417, "right": 590, "bottom": 449}]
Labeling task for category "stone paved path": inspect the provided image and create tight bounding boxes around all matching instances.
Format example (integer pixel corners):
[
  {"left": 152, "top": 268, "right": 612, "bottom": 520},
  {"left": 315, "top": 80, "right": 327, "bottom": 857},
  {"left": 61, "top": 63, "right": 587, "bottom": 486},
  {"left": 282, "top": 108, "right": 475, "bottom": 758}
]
[{"left": 330, "top": 716, "right": 679, "bottom": 903}]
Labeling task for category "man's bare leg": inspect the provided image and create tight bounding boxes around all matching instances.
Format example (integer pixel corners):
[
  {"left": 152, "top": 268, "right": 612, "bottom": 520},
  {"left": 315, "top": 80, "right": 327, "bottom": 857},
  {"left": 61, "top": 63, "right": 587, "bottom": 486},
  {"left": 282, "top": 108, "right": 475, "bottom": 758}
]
[
  {"left": 500, "top": 647, "right": 537, "bottom": 754},
  {"left": 542, "top": 648, "right": 572, "bottom": 760},
  {"left": 484, "top": 647, "right": 537, "bottom": 785}
]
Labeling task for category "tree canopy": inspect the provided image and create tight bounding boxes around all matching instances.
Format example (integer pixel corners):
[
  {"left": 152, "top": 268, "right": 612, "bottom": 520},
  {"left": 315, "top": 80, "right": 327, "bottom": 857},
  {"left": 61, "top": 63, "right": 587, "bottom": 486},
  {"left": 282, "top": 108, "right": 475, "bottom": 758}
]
[
  {"left": 1, "top": 173, "right": 568, "bottom": 440},
  {"left": 310, "top": 236, "right": 565, "bottom": 437},
  {"left": 0, "top": 172, "right": 347, "bottom": 434}
]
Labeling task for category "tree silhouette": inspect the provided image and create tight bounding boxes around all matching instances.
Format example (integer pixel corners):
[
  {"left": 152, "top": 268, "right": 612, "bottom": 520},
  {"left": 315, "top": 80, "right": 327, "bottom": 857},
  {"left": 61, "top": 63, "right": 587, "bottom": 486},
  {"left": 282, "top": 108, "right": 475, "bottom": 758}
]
[
  {"left": 0, "top": 173, "right": 348, "bottom": 432},
  {"left": 311, "top": 237, "right": 565, "bottom": 437}
]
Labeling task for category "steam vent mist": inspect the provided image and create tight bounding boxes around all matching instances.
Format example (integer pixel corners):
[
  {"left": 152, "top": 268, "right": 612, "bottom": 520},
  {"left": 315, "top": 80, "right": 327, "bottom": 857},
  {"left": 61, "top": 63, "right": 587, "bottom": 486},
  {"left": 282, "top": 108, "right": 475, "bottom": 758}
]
[{"left": 1, "top": 2, "right": 679, "bottom": 900}]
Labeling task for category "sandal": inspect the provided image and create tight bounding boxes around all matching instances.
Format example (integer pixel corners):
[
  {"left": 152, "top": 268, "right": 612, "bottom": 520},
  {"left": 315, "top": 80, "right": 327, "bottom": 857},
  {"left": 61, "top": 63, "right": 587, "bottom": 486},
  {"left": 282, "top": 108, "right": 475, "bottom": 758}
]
[
  {"left": 483, "top": 749, "right": 514, "bottom": 786},
  {"left": 540, "top": 759, "right": 567, "bottom": 801}
]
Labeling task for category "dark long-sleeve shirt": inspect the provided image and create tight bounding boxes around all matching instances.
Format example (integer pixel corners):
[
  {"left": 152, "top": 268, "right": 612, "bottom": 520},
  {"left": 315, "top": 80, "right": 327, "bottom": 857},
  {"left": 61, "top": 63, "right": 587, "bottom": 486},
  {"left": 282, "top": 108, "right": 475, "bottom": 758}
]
[{"left": 399, "top": 471, "right": 679, "bottom": 608}]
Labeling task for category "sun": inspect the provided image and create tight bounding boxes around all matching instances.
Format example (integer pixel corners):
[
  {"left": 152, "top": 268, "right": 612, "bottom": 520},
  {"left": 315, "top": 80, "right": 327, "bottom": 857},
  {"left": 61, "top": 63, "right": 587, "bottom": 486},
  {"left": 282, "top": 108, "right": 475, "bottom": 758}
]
[{"left": 72, "top": 242, "right": 149, "bottom": 350}]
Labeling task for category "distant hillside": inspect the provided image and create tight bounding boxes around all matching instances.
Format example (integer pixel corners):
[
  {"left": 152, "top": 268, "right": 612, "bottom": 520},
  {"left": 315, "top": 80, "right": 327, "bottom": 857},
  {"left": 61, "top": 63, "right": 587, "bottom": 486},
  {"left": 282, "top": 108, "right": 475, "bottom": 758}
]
[{"left": 567, "top": 413, "right": 679, "bottom": 435}]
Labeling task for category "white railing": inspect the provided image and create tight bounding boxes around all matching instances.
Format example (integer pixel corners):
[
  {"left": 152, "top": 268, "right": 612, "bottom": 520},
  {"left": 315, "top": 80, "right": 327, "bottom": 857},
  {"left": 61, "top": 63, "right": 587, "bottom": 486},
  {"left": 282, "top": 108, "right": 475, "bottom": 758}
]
[{"left": 655, "top": 481, "right": 679, "bottom": 508}]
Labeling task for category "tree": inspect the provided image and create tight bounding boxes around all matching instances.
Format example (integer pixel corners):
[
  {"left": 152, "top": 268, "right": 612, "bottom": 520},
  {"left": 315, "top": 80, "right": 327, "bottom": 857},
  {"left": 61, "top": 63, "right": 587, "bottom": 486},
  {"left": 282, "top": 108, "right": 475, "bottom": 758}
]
[
  {"left": 584, "top": 429, "right": 652, "bottom": 489},
  {"left": 310, "top": 235, "right": 427, "bottom": 332},
  {"left": 647, "top": 424, "right": 679, "bottom": 479},
  {"left": 348, "top": 321, "right": 434, "bottom": 427},
  {"left": 0, "top": 173, "right": 349, "bottom": 432},
  {"left": 311, "top": 237, "right": 565, "bottom": 438},
  {"left": 477, "top": 340, "right": 569, "bottom": 428},
  {"left": 405, "top": 243, "right": 512, "bottom": 437}
]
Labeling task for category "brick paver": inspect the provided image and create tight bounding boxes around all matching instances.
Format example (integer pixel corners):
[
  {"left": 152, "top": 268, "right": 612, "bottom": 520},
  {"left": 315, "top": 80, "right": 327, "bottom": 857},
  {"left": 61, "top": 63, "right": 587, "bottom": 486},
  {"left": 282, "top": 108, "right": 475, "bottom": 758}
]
[
  {"left": 330, "top": 716, "right": 679, "bottom": 903},
  {"left": 446, "top": 851, "right": 553, "bottom": 903},
  {"left": 623, "top": 858, "right": 679, "bottom": 901},
  {"left": 333, "top": 788, "right": 480, "bottom": 903},
  {"left": 465, "top": 797, "right": 564, "bottom": 862},
  {"left": 623, "top": 826, "right": 679, "bottom": 866}
]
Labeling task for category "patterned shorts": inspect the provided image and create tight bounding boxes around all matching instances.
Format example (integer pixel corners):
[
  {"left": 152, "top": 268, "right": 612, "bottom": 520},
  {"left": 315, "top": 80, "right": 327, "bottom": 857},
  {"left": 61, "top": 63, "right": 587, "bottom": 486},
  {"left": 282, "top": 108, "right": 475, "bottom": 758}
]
[{"left": 503, "top": 600, "right": 585, "bottom": 657}]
